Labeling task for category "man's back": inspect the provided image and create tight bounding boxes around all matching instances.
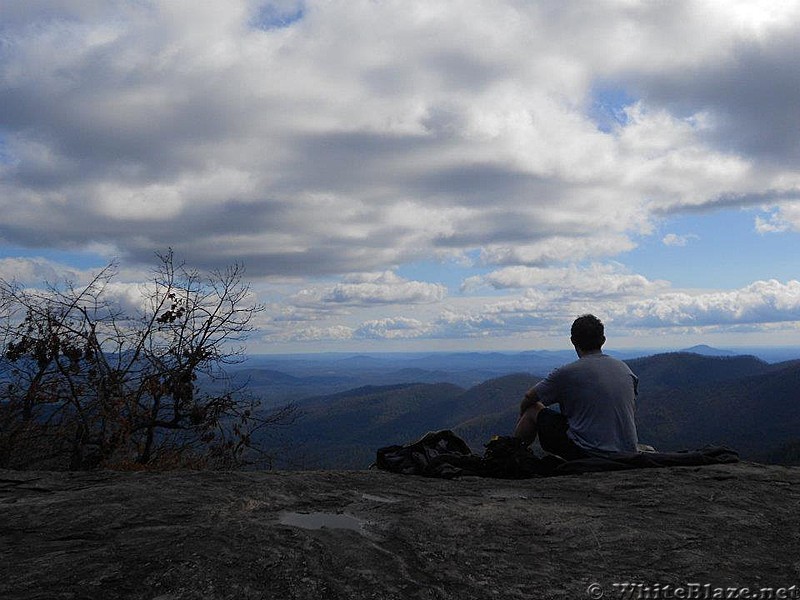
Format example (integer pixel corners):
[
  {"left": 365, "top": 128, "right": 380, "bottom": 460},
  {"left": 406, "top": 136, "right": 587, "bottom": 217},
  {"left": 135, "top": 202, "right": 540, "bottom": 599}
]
[{"left": 534, "top": 353, "right": 638, "bottom": 454}]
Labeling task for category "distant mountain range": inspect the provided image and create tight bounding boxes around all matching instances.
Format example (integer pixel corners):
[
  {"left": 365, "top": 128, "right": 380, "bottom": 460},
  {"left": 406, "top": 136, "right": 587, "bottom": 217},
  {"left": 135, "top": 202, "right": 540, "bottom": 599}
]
[
  {"left": 250, "top": 349, "right": 800, "bottom": 469},
  {"left": 228, "top": 350, "right": 579, "bottom": 406},
  {"left": 236, "top": 345, "right": 798, "bottom": 403},
  {"left": 678, "top": 344, "right": 736, "bottom": 356}
]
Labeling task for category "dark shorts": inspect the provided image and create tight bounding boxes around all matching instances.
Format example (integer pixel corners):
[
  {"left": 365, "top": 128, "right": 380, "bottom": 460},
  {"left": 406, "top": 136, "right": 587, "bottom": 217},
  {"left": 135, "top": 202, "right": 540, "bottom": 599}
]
[{"left": 537, "top": 407, "right": 589, "bottom": 461}]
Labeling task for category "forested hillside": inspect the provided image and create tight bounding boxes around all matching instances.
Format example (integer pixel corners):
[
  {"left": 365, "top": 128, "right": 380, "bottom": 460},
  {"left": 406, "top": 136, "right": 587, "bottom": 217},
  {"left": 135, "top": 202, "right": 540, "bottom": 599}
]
[
  {"left": 635, "top": 357, "right": 800, "bottom": 460},
  {"left": 263, "top": 375, "right": 539, "bottom": 468},
  {"left": 258, "top": 351, "right": 800, "bottom": 469}
]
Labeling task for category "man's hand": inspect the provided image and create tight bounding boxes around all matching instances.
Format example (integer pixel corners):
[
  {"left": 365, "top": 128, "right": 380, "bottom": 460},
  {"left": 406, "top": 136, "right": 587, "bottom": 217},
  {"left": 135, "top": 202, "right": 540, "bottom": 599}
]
[{"left": 520, "top": 387, "right": 538, "bottom": 416}]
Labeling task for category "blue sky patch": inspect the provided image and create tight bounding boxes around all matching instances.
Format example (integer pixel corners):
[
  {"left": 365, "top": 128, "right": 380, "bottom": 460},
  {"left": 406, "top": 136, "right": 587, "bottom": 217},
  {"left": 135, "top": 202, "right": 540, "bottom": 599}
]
[
  {"left": 589, "top": 82, "right": 637, "bottom": 133},
  {"left": 621, "top": 208, "right": 799, "bottom": 289},
  {"left": 0, "top": 133, "right": 14, "bottom": 165},
  {"left": 251, "top": 2, "right": 305, "bottom": 31},
  {"left": 0, "top": 245, "right": 111, "bottom": 271}
]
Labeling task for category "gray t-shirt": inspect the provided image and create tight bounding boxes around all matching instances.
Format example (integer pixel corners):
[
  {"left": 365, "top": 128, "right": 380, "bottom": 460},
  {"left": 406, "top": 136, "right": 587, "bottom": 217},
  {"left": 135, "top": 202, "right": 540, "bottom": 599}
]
[{"left": 534, "top": 352, "right": 639, "bottom": 454}]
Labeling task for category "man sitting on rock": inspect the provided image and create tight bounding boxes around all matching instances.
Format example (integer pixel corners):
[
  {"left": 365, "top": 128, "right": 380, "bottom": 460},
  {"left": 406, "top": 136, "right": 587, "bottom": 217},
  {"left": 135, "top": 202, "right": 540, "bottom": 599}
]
[{"left": 514, "top": 314, "right": 639, "bottom": 460}]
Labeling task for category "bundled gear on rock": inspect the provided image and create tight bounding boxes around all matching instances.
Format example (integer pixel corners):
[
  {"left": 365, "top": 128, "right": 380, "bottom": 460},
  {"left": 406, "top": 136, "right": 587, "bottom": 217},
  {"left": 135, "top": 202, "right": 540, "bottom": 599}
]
[{"left": 374, "top": 430, "right": 739, "bottom": 479}]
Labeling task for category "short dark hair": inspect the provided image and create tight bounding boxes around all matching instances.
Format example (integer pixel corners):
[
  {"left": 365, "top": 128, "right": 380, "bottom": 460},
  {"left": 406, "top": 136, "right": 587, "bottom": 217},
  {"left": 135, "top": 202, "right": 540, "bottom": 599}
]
[{"left": 570, "top": 314, "right": 605, "bottom": 351}]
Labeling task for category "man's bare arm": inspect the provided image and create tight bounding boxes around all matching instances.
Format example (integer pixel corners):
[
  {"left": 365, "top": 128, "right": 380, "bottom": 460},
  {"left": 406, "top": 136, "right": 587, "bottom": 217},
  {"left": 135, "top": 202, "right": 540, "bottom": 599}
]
[{"left": 520, "top": 387, "right": 538, "bottom": 416}]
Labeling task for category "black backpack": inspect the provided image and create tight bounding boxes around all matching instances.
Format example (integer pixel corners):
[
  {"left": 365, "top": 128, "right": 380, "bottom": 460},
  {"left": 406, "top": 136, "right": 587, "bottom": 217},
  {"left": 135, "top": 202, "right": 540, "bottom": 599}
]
[{"left": 375, "top": 430, "right": 562, "bottom": 478}]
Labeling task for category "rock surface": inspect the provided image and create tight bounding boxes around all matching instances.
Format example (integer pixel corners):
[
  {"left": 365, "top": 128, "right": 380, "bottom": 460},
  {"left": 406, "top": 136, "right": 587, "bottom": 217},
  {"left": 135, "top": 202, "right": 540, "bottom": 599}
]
[{"left": 2, "top": 462, "right": 799, "bottom": 599}]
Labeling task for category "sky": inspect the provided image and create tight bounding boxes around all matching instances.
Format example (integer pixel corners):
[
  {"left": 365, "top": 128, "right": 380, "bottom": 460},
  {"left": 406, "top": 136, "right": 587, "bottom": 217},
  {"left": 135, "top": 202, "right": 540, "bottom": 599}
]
[{"left": 1, "top": 0, "right": 800, "bottom": 354}]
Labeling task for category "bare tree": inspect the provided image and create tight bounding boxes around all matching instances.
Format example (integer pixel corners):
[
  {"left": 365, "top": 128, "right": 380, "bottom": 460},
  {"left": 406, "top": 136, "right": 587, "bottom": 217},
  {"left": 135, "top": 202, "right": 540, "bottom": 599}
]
[{"left": 0, "top": 251, "right": 294, "bottom": 470}]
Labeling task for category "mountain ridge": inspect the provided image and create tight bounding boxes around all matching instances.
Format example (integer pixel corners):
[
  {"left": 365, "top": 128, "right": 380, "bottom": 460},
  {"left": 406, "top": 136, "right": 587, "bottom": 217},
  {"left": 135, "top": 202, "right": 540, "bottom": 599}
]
[
  {"left": 679, "top": 343, "right": 736, "bottom": 356},
  {"left": 260, "top": 351, "right": 800, "bottom": 469}
]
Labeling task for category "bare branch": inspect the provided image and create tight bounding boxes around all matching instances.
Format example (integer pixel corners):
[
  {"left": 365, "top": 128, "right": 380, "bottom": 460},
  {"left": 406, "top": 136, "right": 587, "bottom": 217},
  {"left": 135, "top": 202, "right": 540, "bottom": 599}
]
[{"left": 0, "top": 252, "right": 290, "bottom": 470}]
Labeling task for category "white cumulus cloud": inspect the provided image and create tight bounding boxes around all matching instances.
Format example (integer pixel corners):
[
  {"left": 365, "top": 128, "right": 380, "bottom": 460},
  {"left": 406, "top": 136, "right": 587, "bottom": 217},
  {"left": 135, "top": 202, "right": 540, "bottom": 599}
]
[
  {"left": 292, "top": 272, "right": 447, "bottom": 307},
  {"left": 354, "top": 317, "right": 430, "bottom": 340},
  {"left": 755, "top": 202, "right": 800, "bottom": 234},
  {"left": 614, "top": 280, "right": 800, "bottom": 328},
  {"left": 662, "top": 233, "right": 699, "bottom": 247},
  {"left": 463, "top": 263, "right": 668, "bottom": 298}
]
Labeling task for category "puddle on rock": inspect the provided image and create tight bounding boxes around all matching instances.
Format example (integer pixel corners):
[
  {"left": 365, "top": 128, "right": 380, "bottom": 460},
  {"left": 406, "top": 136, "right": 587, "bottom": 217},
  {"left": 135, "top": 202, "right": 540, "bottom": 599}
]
[{"left": 279, "top": 511, "right": 368, "bottom": 534}]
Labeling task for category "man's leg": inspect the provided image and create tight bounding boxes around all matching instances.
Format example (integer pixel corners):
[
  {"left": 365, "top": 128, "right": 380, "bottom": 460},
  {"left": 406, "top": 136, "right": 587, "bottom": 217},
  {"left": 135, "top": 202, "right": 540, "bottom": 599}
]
[
  {"left": 513, "top": 401, "right": 547, "bottom": 444},
  {"left": 536, "top": 408, "right": 588, "bottom": 461}
]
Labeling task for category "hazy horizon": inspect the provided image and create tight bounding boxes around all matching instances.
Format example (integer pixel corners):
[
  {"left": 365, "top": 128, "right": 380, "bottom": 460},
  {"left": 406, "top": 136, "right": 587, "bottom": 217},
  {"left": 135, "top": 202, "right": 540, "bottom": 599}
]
[{"left": 240, "top": 343, "right": 800, "bottom": 365}]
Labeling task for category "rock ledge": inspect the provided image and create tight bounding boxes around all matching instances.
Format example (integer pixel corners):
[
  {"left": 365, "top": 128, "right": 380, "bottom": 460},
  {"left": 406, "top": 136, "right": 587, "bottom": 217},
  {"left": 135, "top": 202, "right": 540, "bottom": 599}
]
[{"left": 1, "top": 462, "right": 798, "bottom": 599}]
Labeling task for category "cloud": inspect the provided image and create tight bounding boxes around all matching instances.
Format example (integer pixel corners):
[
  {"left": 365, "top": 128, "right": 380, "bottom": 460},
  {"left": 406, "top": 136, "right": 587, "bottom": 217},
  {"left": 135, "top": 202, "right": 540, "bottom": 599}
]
[
  {"left": 354, "top": 317, "right": 430, "bottom": 340},
  {"left": 262, "top": 324, "right": 354, "bottom": 343},
  {"left": 0, "top": 257, "right": 85, "bottom": 285},
  {"left": 662, "top": 233, "right": 699, "bottom": 247},
  {"left": 755, "top": 201, "right": 800, "bottom": 234},
  {"left": 463, "top": 263, "right": 668, "bottom": 298},
  {"left": 256, "top": 274, "right": 800, "bottom": 344},
  {"left": 433, "top": 278, "right": 800, "bottom": 340},
  {"left": 618, "top": 5, "right": 800, "bottom": 167},
  {"left": 430, "top": 290, "right": 582, "bottom": 340},
  {"left": 478, "top": 235, "right": 640, "bottom": 267},
  {"left": 613, "top": 280, "right": 800, "bottom": 328},
  {"left": 291, "top": 272, "right": 446, "bottom": 307},
  {"left": 436, "top": 270, "right": 800, "bottom": 338},
  {"left": 0, "top": 256, "right": 168, "bottom": 321},
  {"left": 0, "top": 1, "right": 798, "bottom": 279},
  {"left": 324, "top": 272, "right": 447, "bottom": 305}
]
